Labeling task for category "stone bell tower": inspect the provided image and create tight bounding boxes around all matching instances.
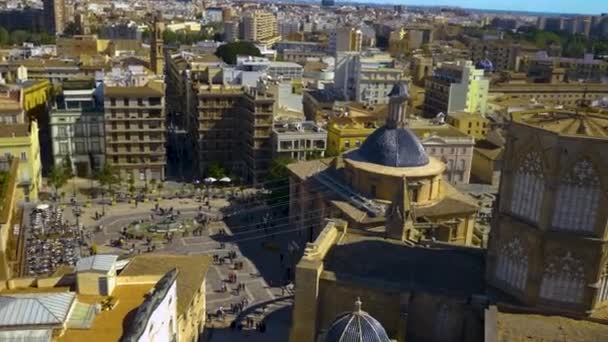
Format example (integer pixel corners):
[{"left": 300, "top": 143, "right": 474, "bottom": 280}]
[{"left": 150, "top": 13, "right": 165, "bottom": 75}]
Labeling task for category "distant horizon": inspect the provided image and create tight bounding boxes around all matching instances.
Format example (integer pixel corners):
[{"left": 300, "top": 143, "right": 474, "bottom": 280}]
[{"left": 342, "top": 0, "right": 606, "bottom": 16}]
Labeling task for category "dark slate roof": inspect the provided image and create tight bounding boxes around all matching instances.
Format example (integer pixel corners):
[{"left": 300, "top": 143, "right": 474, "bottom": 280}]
[
  {"left": 388, "top": 83, "right": 409, "bottom": 98},
  {"left": 324, "top": 306, "right": 391, "bottom": 342},
  {"left": 351, "top": 126, "right": 430, "bottom": 167},
  {"left": 307, "top": 88, "right": 347, "bottom": 103}
]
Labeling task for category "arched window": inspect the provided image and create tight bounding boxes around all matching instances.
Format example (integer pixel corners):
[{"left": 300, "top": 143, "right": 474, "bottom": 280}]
[
  {"left": 495, "top": 238, "right": 528, "bottom": 291},
  {"left": 598, "top": 264, "right": 608, "bottom": 304},
  {"left": 552, "top": 159, "right": 600, "bottom": 233},
  {"left": 539, "top": 252, "right": 585, "bottom": 304},
  {"left": 510, "top": 152, "right": 544, "bottom": 223}
]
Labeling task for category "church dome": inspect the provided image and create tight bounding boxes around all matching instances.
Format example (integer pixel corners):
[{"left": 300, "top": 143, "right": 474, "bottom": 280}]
[
  {"left": 476, "top": 59, "right": 494, "bottom": 72},
  {"left": 324, "top": 298, "right": 391, "bottom": 342},
  {"left": 354, "top": 125, "right": 430, "bottom": 167}
]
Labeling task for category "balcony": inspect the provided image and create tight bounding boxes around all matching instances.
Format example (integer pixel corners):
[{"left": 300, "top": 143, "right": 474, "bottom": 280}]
[
  {"left": 107, "top": 147, "right": 166, "bottom": 155},
  {"left": 108, "top": 126, "right": 165, "bottom": 132},
  {"left": 106, "top": 137, "right": 166, "bottom": 144}
]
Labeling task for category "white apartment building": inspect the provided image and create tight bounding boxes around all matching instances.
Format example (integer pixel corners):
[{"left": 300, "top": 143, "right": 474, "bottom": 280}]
[
  {"left": 424, "top": 60, "right": 489, "bottom": 117},
  {"left": 242, "top": 10, "right": 279, "bottom": 44},
  {"left": 272, "top": 121, "right": 327, "bottom": 161},
  {"left": 50, "top": 80, "right": 105, "bottom": 177},
  {"left": 334, "top": 52, "right": 406, "bottom": 106}
]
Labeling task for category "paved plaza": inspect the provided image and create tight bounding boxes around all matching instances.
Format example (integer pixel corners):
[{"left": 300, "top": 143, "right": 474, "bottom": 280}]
[{"left": 38, "top": 178, "right": 303, "bottom": 341}]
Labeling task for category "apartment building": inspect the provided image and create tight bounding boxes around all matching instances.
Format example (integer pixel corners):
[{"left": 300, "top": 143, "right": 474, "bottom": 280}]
[
  {"left": 223, "top": 56, "right": 303, "bottom": 86},
  {"left": 103, "top": 66, "right": 166, "bottom": 182},
  {"left": 196, "top": 84, "right": 275, "bottom": 183},
  {"left": 410, "top": 118, "right": 475, "bottom": 184},
  {"left": 275, "top": 41, "right": 326, "bottom": 54},
  {"left": 283, "top": 50, "right": 327, "bottom": 63},
  {"left": 424, "top": 60, "right": 489, "bottom": 117},
  {"left": 388, "top": 28, "right": 409, "bottom": 58},
  {"left": 329, "top": 26, "right": 362, "bottom": 53},
  {"left": 335, "top": 52, "right": 406, "bottom": 106},
  {"left": 0, "top": 121, "right": 42, "bottom": 202},
  {"left": 242, "top": 10, "right": 279, "bottom": 46},
  {"left": 223, "top": 21, "right": 239, "bottom": 43},
  {"left": 50, "top": 78, "right": 104, "bottom": 177},
  {"left": 470, "top": 40, "right": 521, "bottom": 71},
  {"left": 446, "top": 111, "right": 490, "bottom": 140},
  {"left": 272, "top": 121, "right": 327, "bottom": 161},
  {"left": 522, "top": 52, "right": 608, "bottom": 82},
  {"left": 165, "top": 52, "right": 278, "bottom": 183},
  {"left": 43, "top": 0, "right": 66, "bottom": 34},
  {"left": 357, "top": 54, "right": 406, "bottom": 106},
  {"left": 2, "top": 59, "right": 99, "bottom": 85}
]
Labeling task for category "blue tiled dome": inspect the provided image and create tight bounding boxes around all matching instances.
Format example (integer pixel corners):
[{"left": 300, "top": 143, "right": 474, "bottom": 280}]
[
  {"left": 476, "top": 59, "right": 494, "bottom": 72},
  {"left": 353, "top": 126, "right": 430, "bottom": 167},
  {"left": 324, "top": 300, "right": 391, "bottom": 342}
]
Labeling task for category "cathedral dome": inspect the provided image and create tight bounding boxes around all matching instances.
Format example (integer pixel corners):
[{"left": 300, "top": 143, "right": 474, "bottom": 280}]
[
  {"left": 476, "top": 59, "right": 494, "bottom": 72},
  {"left": 354, "top": 125, "right": 430, "bottom": 168},
  {"left": 324, "top": 298, "right": 391, "bottom": 342}
]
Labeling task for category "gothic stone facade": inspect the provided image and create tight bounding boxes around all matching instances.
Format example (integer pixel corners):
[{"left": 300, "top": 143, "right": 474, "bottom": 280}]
[{"left": 486, "top": 120, "right": 608, "bottom": 315}]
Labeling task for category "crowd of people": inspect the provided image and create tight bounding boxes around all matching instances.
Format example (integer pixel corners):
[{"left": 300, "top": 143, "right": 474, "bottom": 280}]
[{"left": 26, "top": 206, "right": 81, "bottom": 276}]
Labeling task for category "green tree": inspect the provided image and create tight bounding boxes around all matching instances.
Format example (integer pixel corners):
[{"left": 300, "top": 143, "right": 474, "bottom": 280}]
[
  {"left": 0, "top": 27, "right": 9, "bottom": 46},
  {"left": 163, "top": 30, "right": 178, "bottom": 45},
  {"left": 62, "top": 156, "right": 75, "bottom": 196},
  {"left": 63, "top": 21, "right": 81, "bottom": 36},
  {"left": 95, "top": 163, "right": 119, "bottom": 195},
  {"left": 39, "top": 32, "right": 55, "bottom": 44},
  {"left": 62, "top": 156, "right": 74, "bottom": 179},
  {"left": 141, "top": 29, "right": 150, "bottom": 43},
  {"left": 149, "top": 179, "right": 157, "bottom": 193},
  {"left": 49, "top": 165, "right": 67, "bottom": 198},
  {"left": 215, "top": 41, "right": 262, "bottom": 64},
  {"left": 207, "top": 162, "right": 225, "bottom": 179},
  {"left": 127, "top": 175, "right": 136, "bottom": 195},
  {"left": 10, "top": 30, "right": 30, "bottom": 45}
]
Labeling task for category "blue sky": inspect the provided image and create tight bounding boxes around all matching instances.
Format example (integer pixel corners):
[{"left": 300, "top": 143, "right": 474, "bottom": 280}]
[{"left": 367, "top": 1, "right": 605, "bottom": 15}]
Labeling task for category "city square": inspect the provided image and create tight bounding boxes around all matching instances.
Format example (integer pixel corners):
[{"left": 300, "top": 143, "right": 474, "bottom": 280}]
[{"left": 30, "top": 178, "right": 302, "bottom": 341}]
